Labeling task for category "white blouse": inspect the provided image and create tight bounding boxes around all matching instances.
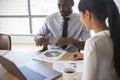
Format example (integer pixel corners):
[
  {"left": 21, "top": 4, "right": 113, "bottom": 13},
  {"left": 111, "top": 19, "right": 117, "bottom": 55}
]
[{"left": 82, "top": 30, "right": 120, "bottom": 80}]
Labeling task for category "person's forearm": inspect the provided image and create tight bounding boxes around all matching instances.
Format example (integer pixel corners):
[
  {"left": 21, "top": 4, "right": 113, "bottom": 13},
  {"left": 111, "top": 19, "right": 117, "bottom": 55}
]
[{"left": 72, "top": 39, "right": 85, "bottom": 50}]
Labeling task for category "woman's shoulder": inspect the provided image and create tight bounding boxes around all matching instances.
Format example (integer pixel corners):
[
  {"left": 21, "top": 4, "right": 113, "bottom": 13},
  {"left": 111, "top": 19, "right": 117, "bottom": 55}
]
[{"left": 87, "top": 30, "right": 110, "bottom": 43}]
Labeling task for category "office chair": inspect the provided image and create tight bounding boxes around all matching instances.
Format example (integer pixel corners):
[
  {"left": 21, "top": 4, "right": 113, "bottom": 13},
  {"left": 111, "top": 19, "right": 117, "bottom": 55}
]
[{"left": 0, "top": 33, "right": 11, "bottom": 50}]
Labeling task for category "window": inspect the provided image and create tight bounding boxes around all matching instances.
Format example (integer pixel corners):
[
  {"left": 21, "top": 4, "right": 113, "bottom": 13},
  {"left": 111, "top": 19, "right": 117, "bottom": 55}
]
[
  {"left": 0, "top": 0, "right": 79, "bottom": 35},
  {"left": 0, "top": 0, "right": 29, "bottom": 35},
  {"left": 0, "top": 0, "right": 119, "bottom": 35}
]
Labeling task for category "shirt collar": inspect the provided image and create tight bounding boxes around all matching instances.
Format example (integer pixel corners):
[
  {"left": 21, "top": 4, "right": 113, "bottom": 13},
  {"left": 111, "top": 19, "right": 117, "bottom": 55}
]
[
  {"left": 95, "top": 30, "right": 110, "bottom": 36},
  {"left": 58, "top": 12, "right": 74, "bottom": 20}
]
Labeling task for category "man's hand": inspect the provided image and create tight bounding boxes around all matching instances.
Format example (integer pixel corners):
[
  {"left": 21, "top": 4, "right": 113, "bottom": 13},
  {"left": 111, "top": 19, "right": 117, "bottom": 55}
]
[
  {"left": 73, "top": 52, "right": 83, "bottom": 60},
  {"left": 56, "top": 38, "right": 73, "bottom": 46},
  {"left": 56, "top": 38, "right": 85, "bottom": 51},
  {"left": 35, "top": 36, "right": 49, "bottom": 51},
  {"left": 36, "top": 38, "right": 47, "bottom": 46}
]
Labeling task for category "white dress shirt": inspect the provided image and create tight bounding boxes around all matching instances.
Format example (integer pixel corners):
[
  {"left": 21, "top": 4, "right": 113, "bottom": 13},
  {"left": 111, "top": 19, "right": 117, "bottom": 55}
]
[
  {"left": 82, "top": 30, "right": 120, "bottom": 80},
  {"left": 35, "top": 12, "right": 90, "bottom": 52}
]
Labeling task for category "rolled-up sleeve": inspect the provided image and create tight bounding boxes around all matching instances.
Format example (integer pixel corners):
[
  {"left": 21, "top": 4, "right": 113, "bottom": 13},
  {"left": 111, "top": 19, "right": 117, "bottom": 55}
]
[{"left": 34, "top": 16, "right": 50, "bottom": 41}]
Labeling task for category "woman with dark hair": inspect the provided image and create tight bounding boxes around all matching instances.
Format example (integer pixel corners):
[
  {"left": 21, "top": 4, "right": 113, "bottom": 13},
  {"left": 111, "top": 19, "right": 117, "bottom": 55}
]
[{"left": 73, "top": 0, "right": 120, "bottom": 80}]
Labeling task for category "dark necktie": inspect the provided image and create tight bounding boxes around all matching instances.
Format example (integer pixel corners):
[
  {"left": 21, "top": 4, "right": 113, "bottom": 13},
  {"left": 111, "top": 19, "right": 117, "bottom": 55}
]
[{"left": 62, "top": 17, "right": 70, "bottom": 49}]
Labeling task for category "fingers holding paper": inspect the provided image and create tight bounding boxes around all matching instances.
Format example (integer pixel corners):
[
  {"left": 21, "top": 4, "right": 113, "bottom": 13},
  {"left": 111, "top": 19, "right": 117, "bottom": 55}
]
[
  {"left": 56, "top": 38, "right": 72, "bottom": 46},
  {"left": 35, "top": 37, "right": 49, "bottom": 51},
  {"left": 73, "top": 52, "right": 83, "bottom": 60}
]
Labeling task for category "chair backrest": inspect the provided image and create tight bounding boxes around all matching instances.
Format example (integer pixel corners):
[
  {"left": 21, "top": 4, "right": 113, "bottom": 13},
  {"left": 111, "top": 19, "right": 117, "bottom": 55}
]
[{"left": 0, "top": 33, "right": 11, "bottom": 50}]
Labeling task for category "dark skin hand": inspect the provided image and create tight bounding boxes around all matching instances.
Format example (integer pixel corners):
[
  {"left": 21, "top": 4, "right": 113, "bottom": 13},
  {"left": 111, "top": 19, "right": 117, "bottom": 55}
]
[
  {"left": 73, "top": 52, "right": 83, "bottom": 60},
  {"left": 56, "top": 38, "right": 84, "bottom": 60},
  {"left": 56, "top": 38, "right": 85, "bottom": 51},
  {"left": 36, "top": 36, "right": 49, "bottom": 51}
]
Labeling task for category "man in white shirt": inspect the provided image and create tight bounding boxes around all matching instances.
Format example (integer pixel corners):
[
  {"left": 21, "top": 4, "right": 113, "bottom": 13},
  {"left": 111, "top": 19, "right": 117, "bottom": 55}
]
[{"left": 35, "top": 0, "right": 90, "bottom": 52}]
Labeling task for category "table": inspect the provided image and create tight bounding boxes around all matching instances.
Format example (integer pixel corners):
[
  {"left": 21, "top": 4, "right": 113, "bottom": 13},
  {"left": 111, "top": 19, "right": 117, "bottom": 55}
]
[
  {"left": 0, "top": 50, "right": 9, "bottom": 56},
  {"left": 0, "top": 50, "right": 82, "bottom": 80}
]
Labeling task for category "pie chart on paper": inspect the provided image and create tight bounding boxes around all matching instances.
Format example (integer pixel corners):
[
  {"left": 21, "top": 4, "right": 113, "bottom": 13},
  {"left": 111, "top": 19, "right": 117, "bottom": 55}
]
[{"left": 44, "top": 51, "right": 61, "bottom": 57}]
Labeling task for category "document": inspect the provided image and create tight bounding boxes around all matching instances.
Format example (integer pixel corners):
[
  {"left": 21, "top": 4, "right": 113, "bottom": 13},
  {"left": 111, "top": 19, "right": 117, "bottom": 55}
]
[
  {"left": 53, "top": 60, "right": 83, "bottom": 72},
  {"left": 33, "top": 49, "right": 67, "bottom": 63}
]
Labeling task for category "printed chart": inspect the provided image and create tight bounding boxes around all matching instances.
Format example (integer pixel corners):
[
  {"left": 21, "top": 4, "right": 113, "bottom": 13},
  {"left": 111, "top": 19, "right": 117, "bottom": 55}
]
[
  {"left": 33, "top": 49, "right": 67, "bottom": 63},
  {"left": 44, "top": 51, "right": 61, "bottom": 57}
]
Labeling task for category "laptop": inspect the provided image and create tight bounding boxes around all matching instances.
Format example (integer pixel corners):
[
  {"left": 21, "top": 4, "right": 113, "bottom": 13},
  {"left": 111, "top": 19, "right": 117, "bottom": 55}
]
[{"left": 0, "top": 55, "right": 62, "bottom": 80}]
